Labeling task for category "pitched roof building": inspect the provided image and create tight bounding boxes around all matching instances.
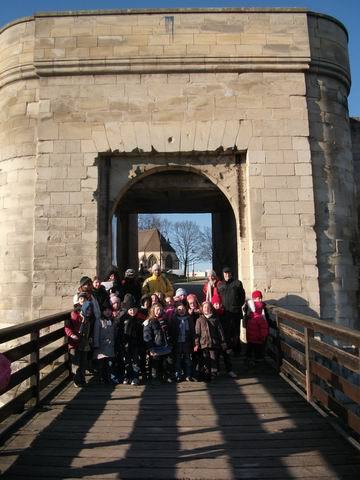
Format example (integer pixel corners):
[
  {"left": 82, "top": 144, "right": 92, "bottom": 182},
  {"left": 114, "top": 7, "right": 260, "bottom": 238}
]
[{"left": 138, "top": 229, "right": 179, "bottom": 271}]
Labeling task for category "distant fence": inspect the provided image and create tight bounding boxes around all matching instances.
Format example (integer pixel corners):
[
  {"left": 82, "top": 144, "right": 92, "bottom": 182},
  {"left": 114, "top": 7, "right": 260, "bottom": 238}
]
[
  {"left": 267, "top": 305, "right": 360, "bottom": 437},
  {"left": 0, "top": 311, "right": 71, "bottom": 437}
]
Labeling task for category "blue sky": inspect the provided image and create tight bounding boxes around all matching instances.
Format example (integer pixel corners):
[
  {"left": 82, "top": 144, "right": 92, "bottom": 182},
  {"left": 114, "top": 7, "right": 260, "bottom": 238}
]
[{"left": 1, "top": 1, "right": 359, "bottom": 272}]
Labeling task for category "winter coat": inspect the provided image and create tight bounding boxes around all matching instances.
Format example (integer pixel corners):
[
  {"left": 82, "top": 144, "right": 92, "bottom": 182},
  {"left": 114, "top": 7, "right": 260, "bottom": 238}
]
[
  {"left": 92, "top": 285, "right": 110, "bottom": 311},
  {"left": 120, "top": 278, "right": 142, "bottom": 304},
  {"left": 170, "top": 314, "right": 195, "bottom": 354},
  {"left": 122, "top": 313, "right": 144, "bottom": 352},
  {"left": 72, "top": 293, "right": 101, "bottom": 322},
  {"left": 93, "top": 316, "right": 115, "bottom": 358},
  {"left": 143, "top": 316, "right": 171, "bottom": 349},
  {"left": 77, "top": 316, "right": 92, "bottom": 352},
  {"left": 195, "top": 314, "right": 226, "bottom": 350},
  {"left": 218, "top": 279, "right": 246, "bottom": 316},
  {"left": 142, "top": 274, "right": 173, "bottom": 297},
  {"left": 65, "top": 309, "right": 82, "bottom": 350},
  {"left": 244, "top": 300, "right": 269, "bottom": 344}
]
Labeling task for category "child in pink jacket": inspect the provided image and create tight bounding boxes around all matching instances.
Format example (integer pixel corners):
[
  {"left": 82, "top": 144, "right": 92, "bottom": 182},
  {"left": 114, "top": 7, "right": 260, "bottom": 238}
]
[{"left": 244, "top": 290, "right": 269, "bottom": 365}]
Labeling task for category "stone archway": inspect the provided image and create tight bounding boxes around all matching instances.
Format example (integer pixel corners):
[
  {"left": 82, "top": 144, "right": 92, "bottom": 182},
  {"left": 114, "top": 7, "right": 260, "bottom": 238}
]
[{"left": 97, "top": 154, "right": 241, "bottom": 280}]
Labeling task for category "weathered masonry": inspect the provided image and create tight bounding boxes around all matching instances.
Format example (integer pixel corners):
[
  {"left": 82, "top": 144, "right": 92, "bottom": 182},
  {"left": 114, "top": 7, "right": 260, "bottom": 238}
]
[{"left": 0, "top": 8, "right": 359, "bottom": 329}]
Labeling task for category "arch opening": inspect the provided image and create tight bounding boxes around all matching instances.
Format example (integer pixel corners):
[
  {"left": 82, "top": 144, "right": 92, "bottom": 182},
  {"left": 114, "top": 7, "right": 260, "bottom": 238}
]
[{"left": 97, "top": 156, "right": 241, "bottom": 280}]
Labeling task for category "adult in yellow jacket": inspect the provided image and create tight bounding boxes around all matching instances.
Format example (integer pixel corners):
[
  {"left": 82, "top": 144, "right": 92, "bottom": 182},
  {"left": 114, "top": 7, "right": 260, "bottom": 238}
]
[{"left": 142, "top": 264, "right": 174, "bottom": 298}]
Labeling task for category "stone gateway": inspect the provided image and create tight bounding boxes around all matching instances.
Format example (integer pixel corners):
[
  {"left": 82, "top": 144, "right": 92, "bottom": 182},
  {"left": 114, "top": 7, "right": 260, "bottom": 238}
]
[{"left": 0, "top": 8, "right": 359, "bottom": 329}]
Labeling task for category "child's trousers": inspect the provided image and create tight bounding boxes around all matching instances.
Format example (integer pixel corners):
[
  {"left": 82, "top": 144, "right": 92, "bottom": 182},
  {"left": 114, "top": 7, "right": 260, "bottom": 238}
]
[{"left": 202, "top": 348, "right": 218, "bottom": 377}]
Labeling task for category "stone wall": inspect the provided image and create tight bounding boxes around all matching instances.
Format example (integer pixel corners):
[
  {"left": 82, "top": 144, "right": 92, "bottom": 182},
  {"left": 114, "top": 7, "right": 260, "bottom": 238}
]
[
  {"left": 0, "top": 9, "right": 358, "bottom": 328},
  {"left": 306, "top": 15, "right": 358, "bottom": 327}
]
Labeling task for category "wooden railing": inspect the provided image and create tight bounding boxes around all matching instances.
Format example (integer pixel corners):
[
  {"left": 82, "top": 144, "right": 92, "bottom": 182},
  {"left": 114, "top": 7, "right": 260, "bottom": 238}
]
[
  {"left": 267, "top": 305, "right": 360, "bottom": 437},
  {"left": 0, "top": 311, "right": 71, "bottom": 435}
]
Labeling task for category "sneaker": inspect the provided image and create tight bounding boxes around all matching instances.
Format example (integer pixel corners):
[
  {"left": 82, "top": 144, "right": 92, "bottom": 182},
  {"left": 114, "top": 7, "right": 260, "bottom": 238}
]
[
  {"left": 131, "top": 378, "right": 140, "bottom": 386},
  {"left": 228, "top": 371, "right": 237, "bottom": 378},
  {"left": 185, "top": 376, "right": 195, "bottom": 382},
  {"left": 123, "top": 378, "right": 130, "bottom": 385}
]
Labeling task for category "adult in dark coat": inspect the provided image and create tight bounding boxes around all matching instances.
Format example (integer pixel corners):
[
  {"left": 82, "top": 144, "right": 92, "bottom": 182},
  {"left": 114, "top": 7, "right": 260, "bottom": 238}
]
[
  {"left": 120, "top": 269, "right": 142, "bottom": 305},
  {"left": 217, "top": 266, "right": 246, "bottom": 353}
]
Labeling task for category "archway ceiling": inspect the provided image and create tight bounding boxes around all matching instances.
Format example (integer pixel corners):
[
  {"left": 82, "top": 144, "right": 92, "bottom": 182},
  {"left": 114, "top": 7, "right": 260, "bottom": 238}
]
[{"left": 117, "top": 171, "right": 231, "bottom": 213}]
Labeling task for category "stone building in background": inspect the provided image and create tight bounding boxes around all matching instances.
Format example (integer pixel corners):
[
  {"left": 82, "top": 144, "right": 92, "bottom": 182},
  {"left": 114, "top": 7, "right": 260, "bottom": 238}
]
[
  {"left": 138, "top": 228, "right": 179, "bottom": 271},
  {"left": 0, "top": 8, "right": 359, "bottom": 329}
]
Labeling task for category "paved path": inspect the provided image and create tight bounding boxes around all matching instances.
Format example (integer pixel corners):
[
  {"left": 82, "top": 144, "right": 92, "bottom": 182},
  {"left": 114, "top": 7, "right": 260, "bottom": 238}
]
[{"left": 1, "top": 361, "right": 359, "bottom": 479}]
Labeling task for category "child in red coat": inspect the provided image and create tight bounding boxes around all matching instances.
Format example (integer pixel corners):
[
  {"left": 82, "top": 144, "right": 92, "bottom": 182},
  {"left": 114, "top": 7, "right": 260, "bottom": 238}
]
[{"left": 244, "top": 290, "right": 269, "bottom": 365}]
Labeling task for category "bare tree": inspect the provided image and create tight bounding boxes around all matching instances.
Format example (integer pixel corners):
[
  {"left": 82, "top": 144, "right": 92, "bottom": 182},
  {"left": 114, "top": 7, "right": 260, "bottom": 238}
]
[
  {"left": 200, "top": 226, "right": 213, "bottom": 263},
  {"left": 171, "top": 221, "right": 203, "bottom": 277}
]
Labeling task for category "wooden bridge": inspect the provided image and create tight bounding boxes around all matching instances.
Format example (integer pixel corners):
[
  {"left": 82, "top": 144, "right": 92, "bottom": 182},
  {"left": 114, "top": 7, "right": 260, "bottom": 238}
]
[{"left": 0, "top": 307, "right": 359, "bottom": 479}]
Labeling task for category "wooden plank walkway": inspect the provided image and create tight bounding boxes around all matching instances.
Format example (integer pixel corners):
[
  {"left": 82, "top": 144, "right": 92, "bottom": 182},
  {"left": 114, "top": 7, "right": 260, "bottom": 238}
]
[{"left": 0, "top": 362, "right": 359, "bottom": 479}]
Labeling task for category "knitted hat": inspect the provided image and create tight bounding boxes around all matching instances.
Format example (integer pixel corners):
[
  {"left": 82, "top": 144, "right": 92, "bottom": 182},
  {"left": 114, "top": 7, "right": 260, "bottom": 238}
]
[
  {"left": 79, "top": 276, "right": 91, "bottom": 287},
  {"left": 125, "top": 268, "right": 135, "bottom": 278},
  {"left": 222, "top": 266, "right": 232, "bottom": 273},
  {"left": 102, "top": 301, "right": 112, "bottom": 311},
  {"left": 123, "top": 293, "right": 137, "bottom": 309},
  {"left": 140, "top": 294, "right": 151, "bottom": 306},
  {"left": 110, "top": 293, "right": 121, "bottom": 305},
  {"left": 175, "top": 287, "right": 187, "bottom": 297},
  {"left": 252, "top": 290, "right": 263, "bottom": 300}
]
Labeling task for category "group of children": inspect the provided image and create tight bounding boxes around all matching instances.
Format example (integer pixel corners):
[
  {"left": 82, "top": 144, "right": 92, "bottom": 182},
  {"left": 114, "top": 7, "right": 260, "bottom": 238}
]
[{"left": 65, "top": 273, "right": 271, "bottom": 387}]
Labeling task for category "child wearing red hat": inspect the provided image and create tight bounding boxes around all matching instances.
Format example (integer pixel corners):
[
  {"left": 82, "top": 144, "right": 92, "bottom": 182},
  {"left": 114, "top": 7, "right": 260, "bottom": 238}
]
[{"left": 243, "top": 290, "right": 270, "bottom": 366}]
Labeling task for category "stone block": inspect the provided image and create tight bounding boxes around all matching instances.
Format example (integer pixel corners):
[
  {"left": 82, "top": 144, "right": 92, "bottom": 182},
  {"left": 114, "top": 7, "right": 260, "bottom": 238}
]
[
  {"left": 264, "top": 176, "right": 286, "bottom": 188},
  {"left": 298, "top": 188, "right": 314, "bottom": 201},
  {"left": 278, "top": 239, "right": 303, "bottom": 252},
  {"left": 282, "top": 214, "right": 300, "bottom": 226},
  {"left": 300, "top": 214, "right": 315, "bottom": 226},
  {"left": 266, "top": 227, "right": 287, "bottom": 239},
  {"left": 194, "top": 121, "right": 212, "bottom": 151},
  {"left": 258, "top": 240, "right": 280, "bottom": 252},
  {"left": 265, "top": 150, "right": 284, "bottom": 164},
  {"left": 59, "top": 123, "right": 92, "bottom": 141},
  {"left": 261, "top": 189, "right": 276, "bottom": 201},
  {"left": 261, "top": 215, "right": 282, "bottom": 227},
  {"left": 276, "top": 189, "right": 298, "bottom": 201},
  {"left": 271, "top": 278, "right": 302, "bottom": 293},
  {"left": 81, "top": 139, "right": 97, "bottom": 153},
  {"left": 294, "top": 201, "right": 315, "bottom": 214},
  {"left": 92, "top": 129, "right": 110, "bottom": 152},
  {"left": 249, "top": 150, "right": 266, "bottom": 164},
  {"left": 295, "top": 163, "right": 312, "bottom": 176},
  {"left": 264, "top": 202, "right": 280, "bottom": 214}
]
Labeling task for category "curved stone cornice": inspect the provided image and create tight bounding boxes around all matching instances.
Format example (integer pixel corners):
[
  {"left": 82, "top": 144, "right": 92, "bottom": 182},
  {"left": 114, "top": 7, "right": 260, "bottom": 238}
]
[
  {"left": 0, "top": 55, "right": 350, "bottom": 92},
  {"left": 34, "top": 55, "right": 311, "bottom": 75}
]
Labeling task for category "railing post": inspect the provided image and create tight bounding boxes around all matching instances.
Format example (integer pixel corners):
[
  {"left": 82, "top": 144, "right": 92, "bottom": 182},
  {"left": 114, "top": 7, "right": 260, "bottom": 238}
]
[
  {"left": 30, "top": 328, "right": 40, "bottom": 406},
  {"left": 304, "top": 326, "right": 314, "bottom": 403}
]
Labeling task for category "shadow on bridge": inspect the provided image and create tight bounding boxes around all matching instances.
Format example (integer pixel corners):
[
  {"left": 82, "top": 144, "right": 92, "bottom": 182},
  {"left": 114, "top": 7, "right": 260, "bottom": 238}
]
[{"left": 0, "top": 361, "right": 359, "bottom": 479}]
